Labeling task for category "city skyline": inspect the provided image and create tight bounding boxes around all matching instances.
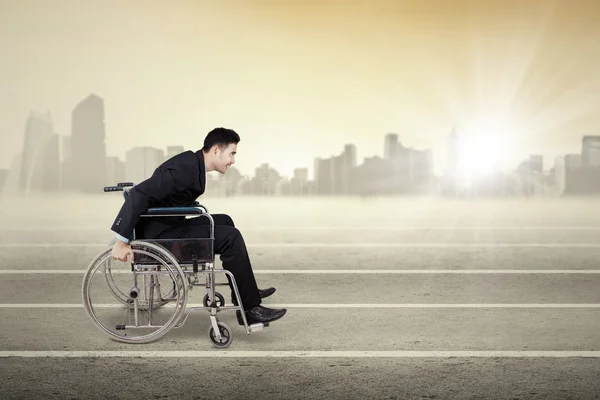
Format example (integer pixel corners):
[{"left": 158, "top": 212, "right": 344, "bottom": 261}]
[
  {"left": 3, "top": 94, "right": 599, "bottom": 198},
  {"left": 4, "top": 93, "right": 599, "bottom": 181},
  {"left": 2, "top": 0, "right": 600, "bottom": 178}
]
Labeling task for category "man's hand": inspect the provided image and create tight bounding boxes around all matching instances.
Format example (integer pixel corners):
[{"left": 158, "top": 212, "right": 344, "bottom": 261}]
[{"left": 111, "top": 239, "right": 134, "bottom": 263}]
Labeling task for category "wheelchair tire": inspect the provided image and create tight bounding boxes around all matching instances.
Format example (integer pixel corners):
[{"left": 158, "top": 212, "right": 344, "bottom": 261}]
[
  {"left": 208, "top": 322, "right": 233, "bottom": 348},
  {"left": 82, "top": 240, "right": 188, "bottom": 344},
  {"left": 202, "top": 292, "right": 225, "bottom": 308}
]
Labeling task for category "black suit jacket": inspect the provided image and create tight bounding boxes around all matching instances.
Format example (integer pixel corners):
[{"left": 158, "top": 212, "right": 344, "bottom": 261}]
[{"left": 111, "top": 150, "right": 206, "bottom": 241}]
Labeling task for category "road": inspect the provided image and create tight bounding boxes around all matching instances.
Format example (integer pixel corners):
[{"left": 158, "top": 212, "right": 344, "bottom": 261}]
[{"left": 1, "top": 194, "right": 600, "bottom": 399}]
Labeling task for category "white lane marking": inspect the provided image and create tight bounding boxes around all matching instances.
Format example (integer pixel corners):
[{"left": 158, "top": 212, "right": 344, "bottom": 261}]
[
  {"left": 3, "top": 243, "right": 600, "bottom": 248},
  {"left": 0, "top": 244, "right": 112, "bottom": 247},
  {"left": 2, "top": 226, "right": 600, "bottom": 231},
  {"left": 2, "top": 351, "right": 600, "bottom": 358},
  {"left": 255, "top": 270, "right": 600, "bottom": 274},
  {"left": 1, "top": 304, "right": 600, "bottom": 308},
  {"left": 266, "top": 304, "right": 600, "bottom": 308},
  {"left": 1, "top": 269, "right": 600, "bottom": 274},
  {"left": 253, "top": 226, "right": 600, "bottom": 231},
  {"left": 0, "top": 270, "right": 88, "bottom": 274}
]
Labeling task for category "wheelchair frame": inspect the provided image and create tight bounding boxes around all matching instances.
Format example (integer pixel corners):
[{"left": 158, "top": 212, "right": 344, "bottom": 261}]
[{"left": 81, "top": 182, "right": 268, "bottom": 348}]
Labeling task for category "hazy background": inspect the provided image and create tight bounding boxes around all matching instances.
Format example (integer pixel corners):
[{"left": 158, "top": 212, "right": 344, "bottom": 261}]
[
  {"left": 2, "top": 0, "right": 600, "bottom": 179},
  {"left": 3, "top": 3, "right": 600, "bottom": 396}
]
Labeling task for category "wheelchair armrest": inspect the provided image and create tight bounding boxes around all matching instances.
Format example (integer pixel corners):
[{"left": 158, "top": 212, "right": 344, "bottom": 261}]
[
  {"left": 192, "top": 201, "right": 209, "bottom": 213},
  {"left": 141, "top": 207, "right": 206, "bottom": 217}
]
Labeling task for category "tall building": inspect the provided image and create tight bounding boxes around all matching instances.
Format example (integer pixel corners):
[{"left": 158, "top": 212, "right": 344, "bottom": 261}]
[
  {"left": 252, "top": 163, "right": 281, "bottom": 195},
  {"left": 554, "top": 153, "right": 594, "bottom": 195},
  {"left": 290, "top": 167, "right": 308, "bottom": 195},
  {"left": 338, "top": 144, "right": 357, "bottom": 194},
  {"left": 314, "top": 144, "right": 357, "bottom": 195},
  {"left": 19, "top": 111, "right": 60, "bottom": 192},
  {"left": 565, "top": 154, "right": 582, "bottom": 170},
  {"left": 70, "top": 94, "right": 107, "bottom": 192},
  {"left": 384, "top": 133, "right": 399, "bottom": 160},
  {"left": 343, "top": 144, "right": 357, "bottom": 168},
  {"left": 125, "top": 147, "right": 165, "bottom": 184},
  {"left": 529, "top": 154, "right": 543, "bottom": 174},
  {"left": 383, "top": 134, "right": 433, "bottom": 193},
  {"left": 582, "top": 136, "right": 600, "bottom": 167},
  {"left": 554, "top": 156, "right": 566, "bottom": 195},
  {"left": 314, "top": 156, "right": 334, "bottom": 194},
  {"left": 353, "top": 155, "right": 395, "bottom": 195},
  {"left": 410, "top": 148, "right": 433, "bottom": 191}
]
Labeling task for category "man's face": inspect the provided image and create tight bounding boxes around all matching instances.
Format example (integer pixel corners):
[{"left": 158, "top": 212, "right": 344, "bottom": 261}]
[{"left": 215, "top": 143, "right": 237, "bottom": 173}]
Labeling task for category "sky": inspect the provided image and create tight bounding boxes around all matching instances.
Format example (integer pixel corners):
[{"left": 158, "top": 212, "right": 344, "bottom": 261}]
[{"left": 1, "top": 0, "right": 600, "bottom": 178}]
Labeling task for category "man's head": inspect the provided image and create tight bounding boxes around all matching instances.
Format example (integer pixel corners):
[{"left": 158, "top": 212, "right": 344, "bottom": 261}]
[{"left": 202, "top": 127, "right": 240, "bottom": 174}]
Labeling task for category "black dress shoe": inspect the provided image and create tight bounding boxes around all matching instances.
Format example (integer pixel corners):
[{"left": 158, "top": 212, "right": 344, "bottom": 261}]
[
  {"left": 237, "top": 305, "right": 287, "bottom": 326},
  {"left": 258, "top": 287, "right": 276, "bottom": 299}
]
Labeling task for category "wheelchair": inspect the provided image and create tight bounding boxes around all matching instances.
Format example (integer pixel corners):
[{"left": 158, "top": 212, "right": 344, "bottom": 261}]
[{"left": 81, "top": 182, "right": 269, "bottom": 348}]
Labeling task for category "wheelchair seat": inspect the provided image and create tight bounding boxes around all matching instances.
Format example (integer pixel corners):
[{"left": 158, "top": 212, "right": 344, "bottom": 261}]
[{"left": 136, "top": 206, "right": 214, "bottom": 265}]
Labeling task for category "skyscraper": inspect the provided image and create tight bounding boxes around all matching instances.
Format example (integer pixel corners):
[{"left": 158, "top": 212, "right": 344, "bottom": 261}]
[
  {"left": 582, "top": 136, "right": 600, "bottom": 167},
  {"left": 529, "top": 154, "right": 543, "bottom": 174},
  {"left": 314, "top": 144, "right": 357, "bottom": 195},
  {"left": 314, "top": 156, "right": 334, "bottom": 194},
  {"left": 19, "top": 111, "right": 59, "bottom": 192},
  {"left": 564, "top": 154, "right": 582, "bottom": 170},
  {"left": 291, "top": 168, "right": 309, "bottom": 196},
  {"left": 384, "top": 133, "right": 399, "bottom": 160},
  {"left": 554, "top": 156, "right": 566, "bottom": 195},
  {"left": 70, "top": 94, "right": 107, "bottom": 192},
  {"left": 343, "top": 144, "right": 357, "bottom": 168}
]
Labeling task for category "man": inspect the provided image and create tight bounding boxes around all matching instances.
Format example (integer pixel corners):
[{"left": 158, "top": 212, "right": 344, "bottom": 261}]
[{"left": 110, "top": 127, "right": 287, "bottom": 326}]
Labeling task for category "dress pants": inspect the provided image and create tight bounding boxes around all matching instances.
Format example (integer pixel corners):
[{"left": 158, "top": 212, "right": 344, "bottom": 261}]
[{"left": 150, "top": 214, "right": 262, "bottom": 310}]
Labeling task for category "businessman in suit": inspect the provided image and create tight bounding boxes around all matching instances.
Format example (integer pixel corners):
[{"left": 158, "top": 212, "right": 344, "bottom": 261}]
[{"left": 110, "top": 127, "right": 287, "bottom": 326}]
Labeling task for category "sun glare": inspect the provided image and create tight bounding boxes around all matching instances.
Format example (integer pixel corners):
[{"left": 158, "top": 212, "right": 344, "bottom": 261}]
[{"left": 457, "top": 115, "right": 518, "bottom": 180}]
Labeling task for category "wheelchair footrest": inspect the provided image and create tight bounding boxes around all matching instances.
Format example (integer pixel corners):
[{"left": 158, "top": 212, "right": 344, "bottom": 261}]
[{"left": 249, "top": 322, "right": 269, "bottom": 332}]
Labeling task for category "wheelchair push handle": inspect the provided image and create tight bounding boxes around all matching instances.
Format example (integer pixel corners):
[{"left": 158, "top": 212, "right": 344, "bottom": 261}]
[
  {"left": 104, "top": 182, "right": 135, "bottom": 192},
  {"left": 104, "top": 186, "right": 123, "bottom": 192}
]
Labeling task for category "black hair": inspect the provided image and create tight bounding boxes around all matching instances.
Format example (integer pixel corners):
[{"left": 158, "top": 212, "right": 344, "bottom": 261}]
[{"left": 202, "top": 127, "right": 240, "bottom": 152}]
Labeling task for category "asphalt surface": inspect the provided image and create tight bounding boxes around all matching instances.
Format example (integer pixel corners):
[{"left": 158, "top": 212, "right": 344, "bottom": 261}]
[{"left": 1, "top": 194, "right": 600, "bottom": 399}]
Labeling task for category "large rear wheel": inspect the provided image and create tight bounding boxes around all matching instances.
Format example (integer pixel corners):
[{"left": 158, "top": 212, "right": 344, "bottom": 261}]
[{"left": 82, "top": 240, "right": 188, "bottom": 344}]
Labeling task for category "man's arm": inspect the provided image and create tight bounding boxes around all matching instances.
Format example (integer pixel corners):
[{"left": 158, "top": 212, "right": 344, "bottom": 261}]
[{"left": 110, "top": 159, "right": 197, "bottom": 241}]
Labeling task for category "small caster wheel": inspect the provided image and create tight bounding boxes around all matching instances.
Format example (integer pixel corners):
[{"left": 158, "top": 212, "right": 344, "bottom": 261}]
[
  {"left": 203, "top": 292, "right": 225, "bottom": 308},
  {"left": 208, "top": 322, "right": 233, "bottom": 348}
]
